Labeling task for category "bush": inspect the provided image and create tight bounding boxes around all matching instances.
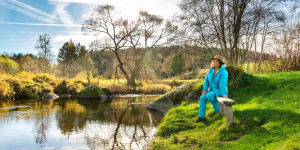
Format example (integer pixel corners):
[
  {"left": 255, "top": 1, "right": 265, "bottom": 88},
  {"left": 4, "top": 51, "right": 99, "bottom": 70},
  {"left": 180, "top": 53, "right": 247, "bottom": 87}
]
[
  {"left": 6, "top": 79, "right": 40, "bottom": 99},
  {"left": 0, "top": 81, "right": 14, "bottom": 100},
  {"left": 227, "top": 65, "right": 255, "bottom": 90},
  {"left": 0, "top": 56, "right": 20, "bottom": 74},
  {"left": 33, "top": 73, "right": 54, "bottom": 83},
  {"left": 54, "top": 80, "right": 77, "bottom": 95}
]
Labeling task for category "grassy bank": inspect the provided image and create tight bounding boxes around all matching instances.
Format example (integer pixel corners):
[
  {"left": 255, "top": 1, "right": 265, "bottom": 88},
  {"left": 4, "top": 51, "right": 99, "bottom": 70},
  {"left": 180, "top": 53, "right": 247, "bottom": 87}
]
[
  {"left": 0, "top": 72, "right": 184, "bottom": 100},
  {"left": 152, "top": 71, "right": 300, "bottom": 149}
]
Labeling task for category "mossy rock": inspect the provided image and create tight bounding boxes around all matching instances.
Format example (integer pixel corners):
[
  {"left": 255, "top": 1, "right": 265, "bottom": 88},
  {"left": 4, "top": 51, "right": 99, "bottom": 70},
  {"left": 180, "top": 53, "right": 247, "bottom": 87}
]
[
  {"left": 146, "top": 80, "right": 202, "bottom": 113},
  {"left": 77, "top": 85, "right": 113, "bottom": 101}
]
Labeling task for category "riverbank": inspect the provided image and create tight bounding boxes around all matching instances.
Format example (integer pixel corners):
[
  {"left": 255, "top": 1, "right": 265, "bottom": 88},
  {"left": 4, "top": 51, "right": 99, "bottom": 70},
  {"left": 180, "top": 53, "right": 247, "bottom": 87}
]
[
  {"left": 0, "top": 72, "right": 192, "bottom": 100},
  {"left": 151, "top": 71, "right": 300, "bottom": 149}
]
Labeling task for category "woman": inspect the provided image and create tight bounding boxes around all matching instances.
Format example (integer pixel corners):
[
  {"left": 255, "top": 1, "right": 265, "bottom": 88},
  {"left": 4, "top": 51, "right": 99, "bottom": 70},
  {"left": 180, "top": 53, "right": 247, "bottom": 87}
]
[{"left": 195, "top": 55, "right": 228, "bottom": 122}]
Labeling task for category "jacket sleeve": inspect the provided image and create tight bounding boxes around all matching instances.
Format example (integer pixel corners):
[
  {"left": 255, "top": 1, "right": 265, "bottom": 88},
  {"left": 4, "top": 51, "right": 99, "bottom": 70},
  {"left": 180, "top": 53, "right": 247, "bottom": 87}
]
[
  {"left": 203, "top": 72, "right": 209, "bottom": 92},
  {"left": 219, "top": 70, "right": 228, "bottom": 96}
]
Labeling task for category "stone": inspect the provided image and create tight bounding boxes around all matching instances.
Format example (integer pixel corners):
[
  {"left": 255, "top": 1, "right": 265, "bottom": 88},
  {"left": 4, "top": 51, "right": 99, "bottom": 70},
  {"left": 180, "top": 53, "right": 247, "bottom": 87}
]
[
  {"left": 42, "top": 92, "right": 59, "bottom": 100},
  {"left": 77, "top": 85, "right": 113, "bottom": 101},
  {"left": 145, "top": 81, "right": 202, "bottom": 114}
]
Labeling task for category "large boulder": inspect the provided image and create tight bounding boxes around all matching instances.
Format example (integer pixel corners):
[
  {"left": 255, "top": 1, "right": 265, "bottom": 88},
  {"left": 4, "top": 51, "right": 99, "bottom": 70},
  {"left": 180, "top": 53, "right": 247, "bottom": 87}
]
[
  {"left": 145, "top": 81, "right": 203, "bottom": 114},
  {"left": 77, "top": 85, "right": 113, "bottom": 101}
]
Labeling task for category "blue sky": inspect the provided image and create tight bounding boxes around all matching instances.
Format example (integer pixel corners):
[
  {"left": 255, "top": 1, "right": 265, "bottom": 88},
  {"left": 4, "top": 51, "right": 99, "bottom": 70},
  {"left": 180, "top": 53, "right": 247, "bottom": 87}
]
[{"left": 0, "top": 0, "right": 179, "bottom": 57}]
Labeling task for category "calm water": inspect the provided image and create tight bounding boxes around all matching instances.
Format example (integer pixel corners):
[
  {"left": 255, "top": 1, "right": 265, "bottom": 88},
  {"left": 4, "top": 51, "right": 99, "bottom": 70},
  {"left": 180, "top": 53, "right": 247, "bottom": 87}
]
[{"left": 0, "top": 95, "right": 164, "bottom": 150}]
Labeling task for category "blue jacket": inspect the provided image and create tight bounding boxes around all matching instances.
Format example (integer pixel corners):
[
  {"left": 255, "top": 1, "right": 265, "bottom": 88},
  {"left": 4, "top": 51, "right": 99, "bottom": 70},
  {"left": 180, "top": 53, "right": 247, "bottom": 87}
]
[{"left": 203, "top": 64, "right": 228, "bottom": 97}]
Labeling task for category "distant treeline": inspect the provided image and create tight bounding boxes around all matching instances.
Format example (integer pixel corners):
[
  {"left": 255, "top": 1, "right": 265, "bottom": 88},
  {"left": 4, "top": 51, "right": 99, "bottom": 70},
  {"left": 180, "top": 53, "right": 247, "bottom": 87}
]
[{"left": 1, "top": 45, "right": 275, "bottom": 80}]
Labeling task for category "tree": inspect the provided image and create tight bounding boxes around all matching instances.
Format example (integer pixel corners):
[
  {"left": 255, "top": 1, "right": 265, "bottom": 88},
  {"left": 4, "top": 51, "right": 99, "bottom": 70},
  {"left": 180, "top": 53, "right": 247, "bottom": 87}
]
[
  {"left": 79, "top": 52, "right": 97, "bottom": 85},
  {"left": 35, "top": 34, "right": 53, "bottom": 62},
  {"left": 19, "top": 56, "right": 51, "bottom": 73},
  {"left": 57, "top": 39, "right": 78, "bottom": 63},
  {"left": 57, "top": 40, "right": 91, "bottom": 78},
  {"left": 82, "top": 4, "right": 175, "bottom": 88},
  {"left": 125, "top": 11, "right": 176, "bottom": 85},
  {"left": 169, "top": 52, "right": 185, "bottom": 76},
  {"left": 174, "top": 0, "right": 286, "bottom": 65}
]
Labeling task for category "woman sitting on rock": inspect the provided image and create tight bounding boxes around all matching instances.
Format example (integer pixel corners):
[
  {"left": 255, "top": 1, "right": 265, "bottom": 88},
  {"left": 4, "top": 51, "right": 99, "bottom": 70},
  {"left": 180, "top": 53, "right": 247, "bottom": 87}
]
[{"left": 195, "top": 55, "right": 228, "bottom": 122}]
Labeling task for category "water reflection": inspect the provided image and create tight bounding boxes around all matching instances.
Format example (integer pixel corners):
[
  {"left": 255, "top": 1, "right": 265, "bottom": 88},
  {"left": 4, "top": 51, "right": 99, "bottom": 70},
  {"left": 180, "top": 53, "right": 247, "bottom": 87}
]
[{"left": 0, "top": 95, "right": 163, "bottom": 150}]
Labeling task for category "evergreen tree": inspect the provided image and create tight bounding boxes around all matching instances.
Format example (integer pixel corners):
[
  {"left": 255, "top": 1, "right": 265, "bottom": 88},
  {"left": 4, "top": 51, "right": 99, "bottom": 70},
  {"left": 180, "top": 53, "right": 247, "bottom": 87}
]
[
  {"left": 57, "top": 39, "right": 78, "bottom": 63},
  {"left": 169, "top": 52, "right": 185, "bottom": 76}
]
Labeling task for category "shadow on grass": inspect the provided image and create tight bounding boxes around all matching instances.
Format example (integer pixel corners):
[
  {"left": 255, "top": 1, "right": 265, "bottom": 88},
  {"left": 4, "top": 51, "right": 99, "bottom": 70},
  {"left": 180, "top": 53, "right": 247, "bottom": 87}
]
[
  {"left": 235, "top": 108, "right": 300, "bottom": 126},
  {"left": 217, "top": 108, "right": 300, "bottom": 141},
  {"left": 228, "top": 76, "right": 283, "bottom": 105}
]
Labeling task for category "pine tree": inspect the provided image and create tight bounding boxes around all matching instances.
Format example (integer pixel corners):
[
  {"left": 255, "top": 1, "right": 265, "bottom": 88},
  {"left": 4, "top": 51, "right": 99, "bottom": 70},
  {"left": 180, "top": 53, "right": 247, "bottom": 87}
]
[
  {"left": 169, "top": 52, "right": 185, "bottom": 76},
  {"left": 57, "top": 39, "right": 77, "bottom": 63}
]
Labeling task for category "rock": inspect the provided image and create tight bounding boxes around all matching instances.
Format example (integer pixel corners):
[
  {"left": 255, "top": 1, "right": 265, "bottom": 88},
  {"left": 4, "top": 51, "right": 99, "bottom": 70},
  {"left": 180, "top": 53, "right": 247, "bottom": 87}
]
[
  {"left": 145, "top": 81, "right": 203, "bottom": 114},
  {"left": 77, "top": 85, "right": 113, "bottom": 101},
  {"left": 42, "top": 93, "right": 59, "bottom": 100}
]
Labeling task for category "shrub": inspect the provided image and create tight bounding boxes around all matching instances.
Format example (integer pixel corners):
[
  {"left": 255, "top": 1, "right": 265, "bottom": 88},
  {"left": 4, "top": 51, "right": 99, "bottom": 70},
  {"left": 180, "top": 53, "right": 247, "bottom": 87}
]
[
  {"left": 0, "top": 81, "right": 14, "bottom": 100},
  {"left": 6, "top": 79, "right": 40, "bottom": 99},
  {"left": 33, "top": 73, "right": 54, "bottom": 83},
  {"left": 54, "top": 80, "right": 77, "bottom": 95},
  {"left": 227, "top": 65, "right": 255, "bottom": 90},
  {"left": 102, "top": 88, "right": 112, "bottom": 97},
  {"left": 0, "top": 56, "right": 20, "bottom": 74}
]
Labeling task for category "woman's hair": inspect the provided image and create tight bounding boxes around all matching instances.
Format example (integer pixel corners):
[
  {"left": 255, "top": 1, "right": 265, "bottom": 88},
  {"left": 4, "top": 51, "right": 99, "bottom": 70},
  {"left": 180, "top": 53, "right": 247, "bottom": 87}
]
[{"left": 211, "top": 59, "right": 224, "bottom": 68}]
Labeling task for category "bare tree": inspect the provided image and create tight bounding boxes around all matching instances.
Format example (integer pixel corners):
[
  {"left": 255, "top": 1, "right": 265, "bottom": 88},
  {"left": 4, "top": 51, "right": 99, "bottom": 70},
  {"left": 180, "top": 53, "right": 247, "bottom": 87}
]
[
  {"left": 125, "top": 11, "right": 176, "bottom": 85},
  {"left": 35, "top": 34, "right": 53, "bottom": 62},
  {"left": 175, "top": 0, "right": 287, "bottom": 66},
  {"left": 82, "top": 5, "right": 175, "bottom": 88},
  {"left": 82, "top": 5, "right": 134, "bottom": 86},
  {"left": 271, "top": 7, "right": 300, "bottom": 72}
]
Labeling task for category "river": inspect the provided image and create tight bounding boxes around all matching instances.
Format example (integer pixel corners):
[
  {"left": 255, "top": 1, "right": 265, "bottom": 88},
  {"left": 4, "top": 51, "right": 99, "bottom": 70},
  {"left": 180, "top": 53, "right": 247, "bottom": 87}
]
[{"left": 0, "top": 94, "right": 164, "bottom": 150}]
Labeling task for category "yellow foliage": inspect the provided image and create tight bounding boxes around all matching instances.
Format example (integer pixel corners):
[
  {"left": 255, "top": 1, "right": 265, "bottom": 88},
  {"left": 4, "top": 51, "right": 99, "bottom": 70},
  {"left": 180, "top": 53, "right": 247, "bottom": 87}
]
[
  {"left": 139, "top": 83, "right": 172, "bottom": 94},
  {"left": 0, "top": 80, "right": 14, "bottom": 99}
]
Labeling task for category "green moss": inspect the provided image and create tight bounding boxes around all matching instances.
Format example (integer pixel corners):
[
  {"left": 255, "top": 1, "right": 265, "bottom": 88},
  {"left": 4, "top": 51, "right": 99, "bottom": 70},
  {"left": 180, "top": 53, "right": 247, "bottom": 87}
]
[
  {"left": 152, "top": 71, "right": 300, "bottom": 150},
  {"left": 77, "top": 85, "right": 105, "bottom": 99}
]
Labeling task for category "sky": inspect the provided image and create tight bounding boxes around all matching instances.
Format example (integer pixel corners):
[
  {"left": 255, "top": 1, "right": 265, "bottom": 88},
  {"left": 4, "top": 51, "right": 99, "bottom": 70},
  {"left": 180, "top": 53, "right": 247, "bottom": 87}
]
[{"left": 0, "top": 0, "right": 180, "bottom": 57}]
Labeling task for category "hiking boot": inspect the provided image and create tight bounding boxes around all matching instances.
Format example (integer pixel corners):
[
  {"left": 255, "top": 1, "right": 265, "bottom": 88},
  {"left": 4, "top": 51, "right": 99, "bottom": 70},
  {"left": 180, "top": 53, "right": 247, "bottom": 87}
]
[{"left": 194, "top": 117, "right": 207, "bottom": 123}]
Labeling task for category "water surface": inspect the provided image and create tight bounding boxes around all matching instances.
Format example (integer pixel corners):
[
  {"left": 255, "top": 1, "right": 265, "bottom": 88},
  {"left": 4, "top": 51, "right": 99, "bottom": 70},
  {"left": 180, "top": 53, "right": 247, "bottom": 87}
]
[{"left": 0, "top": 94, "right": 163, "bottom": 150}]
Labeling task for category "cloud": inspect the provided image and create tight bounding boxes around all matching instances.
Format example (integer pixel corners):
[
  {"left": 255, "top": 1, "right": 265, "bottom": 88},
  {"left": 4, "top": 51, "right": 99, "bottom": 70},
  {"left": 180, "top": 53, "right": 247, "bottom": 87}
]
[
  {"left": 0, "top": 0, "right": 59, "bottom": 23},
  {"left": 0, "top": 22, "right": 81, "bottom": 27},
  {"left": 50, "top": 2, "right": 75, "bottom": 25},
  {"left": 49, "top": 0, "right": 100, "bottom": 4},
  {"left": 52, "top": 34, "right": 94, "bottom": 45}
]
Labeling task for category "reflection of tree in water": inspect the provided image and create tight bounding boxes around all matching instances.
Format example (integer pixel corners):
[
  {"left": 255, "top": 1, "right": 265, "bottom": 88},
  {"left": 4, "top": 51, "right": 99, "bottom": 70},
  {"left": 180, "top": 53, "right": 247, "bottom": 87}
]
[
  {"left": 51, "top": 96, "right": 163, "bottom": 149},
  {"left": 55, "top": 100, "right": 87, "bottom": 135},
  {"left": 32, "top": 101, "right": 53, "bottom": 145},
  {"left": 82, "top": 96, "right": 163, "bottom": 150}
]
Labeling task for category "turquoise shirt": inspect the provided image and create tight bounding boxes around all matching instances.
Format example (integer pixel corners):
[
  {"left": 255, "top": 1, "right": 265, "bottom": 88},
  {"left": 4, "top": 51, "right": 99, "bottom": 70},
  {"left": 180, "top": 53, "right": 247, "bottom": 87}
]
[{"left": 203, "top": 64, "right": 228, "bottom": 97}]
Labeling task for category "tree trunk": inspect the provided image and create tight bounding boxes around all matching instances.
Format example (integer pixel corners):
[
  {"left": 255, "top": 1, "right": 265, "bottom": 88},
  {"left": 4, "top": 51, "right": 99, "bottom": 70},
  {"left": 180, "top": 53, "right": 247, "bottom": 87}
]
[{"left": 114, "top": 49, "right": 133, "bottom": 87}]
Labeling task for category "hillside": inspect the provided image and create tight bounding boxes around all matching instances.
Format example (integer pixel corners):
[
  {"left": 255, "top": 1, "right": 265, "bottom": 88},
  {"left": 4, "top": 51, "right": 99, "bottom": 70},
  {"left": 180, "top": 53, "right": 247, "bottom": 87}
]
[{"left": 151, "top": 71, "right": 300, "bottom": 149}]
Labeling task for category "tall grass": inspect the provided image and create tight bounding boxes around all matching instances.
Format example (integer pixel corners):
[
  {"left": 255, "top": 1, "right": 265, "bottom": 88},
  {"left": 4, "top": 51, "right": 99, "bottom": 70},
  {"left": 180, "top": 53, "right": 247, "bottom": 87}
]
[{"left": 0, "top": 71, "right": 178, "bottom": 100}]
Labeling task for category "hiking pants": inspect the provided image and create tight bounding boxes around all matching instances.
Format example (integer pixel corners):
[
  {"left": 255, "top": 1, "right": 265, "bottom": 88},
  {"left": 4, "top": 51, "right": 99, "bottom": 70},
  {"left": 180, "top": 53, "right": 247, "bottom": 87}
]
[{"left": 198, "top": 91, "right": 220, "bottom": 118}]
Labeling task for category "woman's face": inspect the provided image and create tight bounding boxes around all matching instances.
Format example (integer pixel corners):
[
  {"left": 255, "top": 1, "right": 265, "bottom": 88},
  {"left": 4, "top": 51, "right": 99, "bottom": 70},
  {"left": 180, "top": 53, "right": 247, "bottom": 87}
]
[{"left": 212, "top": 59, "right": 220, "bottom": 68}]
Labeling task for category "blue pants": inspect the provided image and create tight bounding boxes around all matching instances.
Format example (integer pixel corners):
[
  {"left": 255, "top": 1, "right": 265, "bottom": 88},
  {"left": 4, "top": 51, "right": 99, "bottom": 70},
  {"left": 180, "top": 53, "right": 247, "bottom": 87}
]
[{"left": 198, "top": 91, "right": 220, "bottom": 118}]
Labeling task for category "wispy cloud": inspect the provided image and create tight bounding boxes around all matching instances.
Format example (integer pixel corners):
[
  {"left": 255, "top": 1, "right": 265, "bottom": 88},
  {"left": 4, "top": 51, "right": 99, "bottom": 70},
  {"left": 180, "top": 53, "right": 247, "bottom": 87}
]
[
  {"left": 48, "top": 0, "right": 100, "bottom": 4},
  {"left": 52, "top": 3, "right": 75, "bottom": 25},
  {"left": 0, "top": 22, "right": 81, "bottom": 27},
  {"left": 0, "top": 0, "right": 59, "bottom": 23}
]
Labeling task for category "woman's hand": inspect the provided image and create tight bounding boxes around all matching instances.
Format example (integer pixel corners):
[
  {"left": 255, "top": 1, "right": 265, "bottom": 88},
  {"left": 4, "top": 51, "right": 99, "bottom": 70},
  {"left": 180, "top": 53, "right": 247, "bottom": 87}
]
[
  {"left": 223, "top": 95, "right": 227, "bottom": 98},
  {"left": 202, "top": 91, "right": 208, "bottom": 95}
]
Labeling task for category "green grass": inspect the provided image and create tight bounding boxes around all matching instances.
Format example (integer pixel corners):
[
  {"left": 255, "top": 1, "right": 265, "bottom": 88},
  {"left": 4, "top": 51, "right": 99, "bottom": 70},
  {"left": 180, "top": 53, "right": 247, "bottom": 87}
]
[{"left": 152, "top": 71, "right": 300, "bottom": 150}]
